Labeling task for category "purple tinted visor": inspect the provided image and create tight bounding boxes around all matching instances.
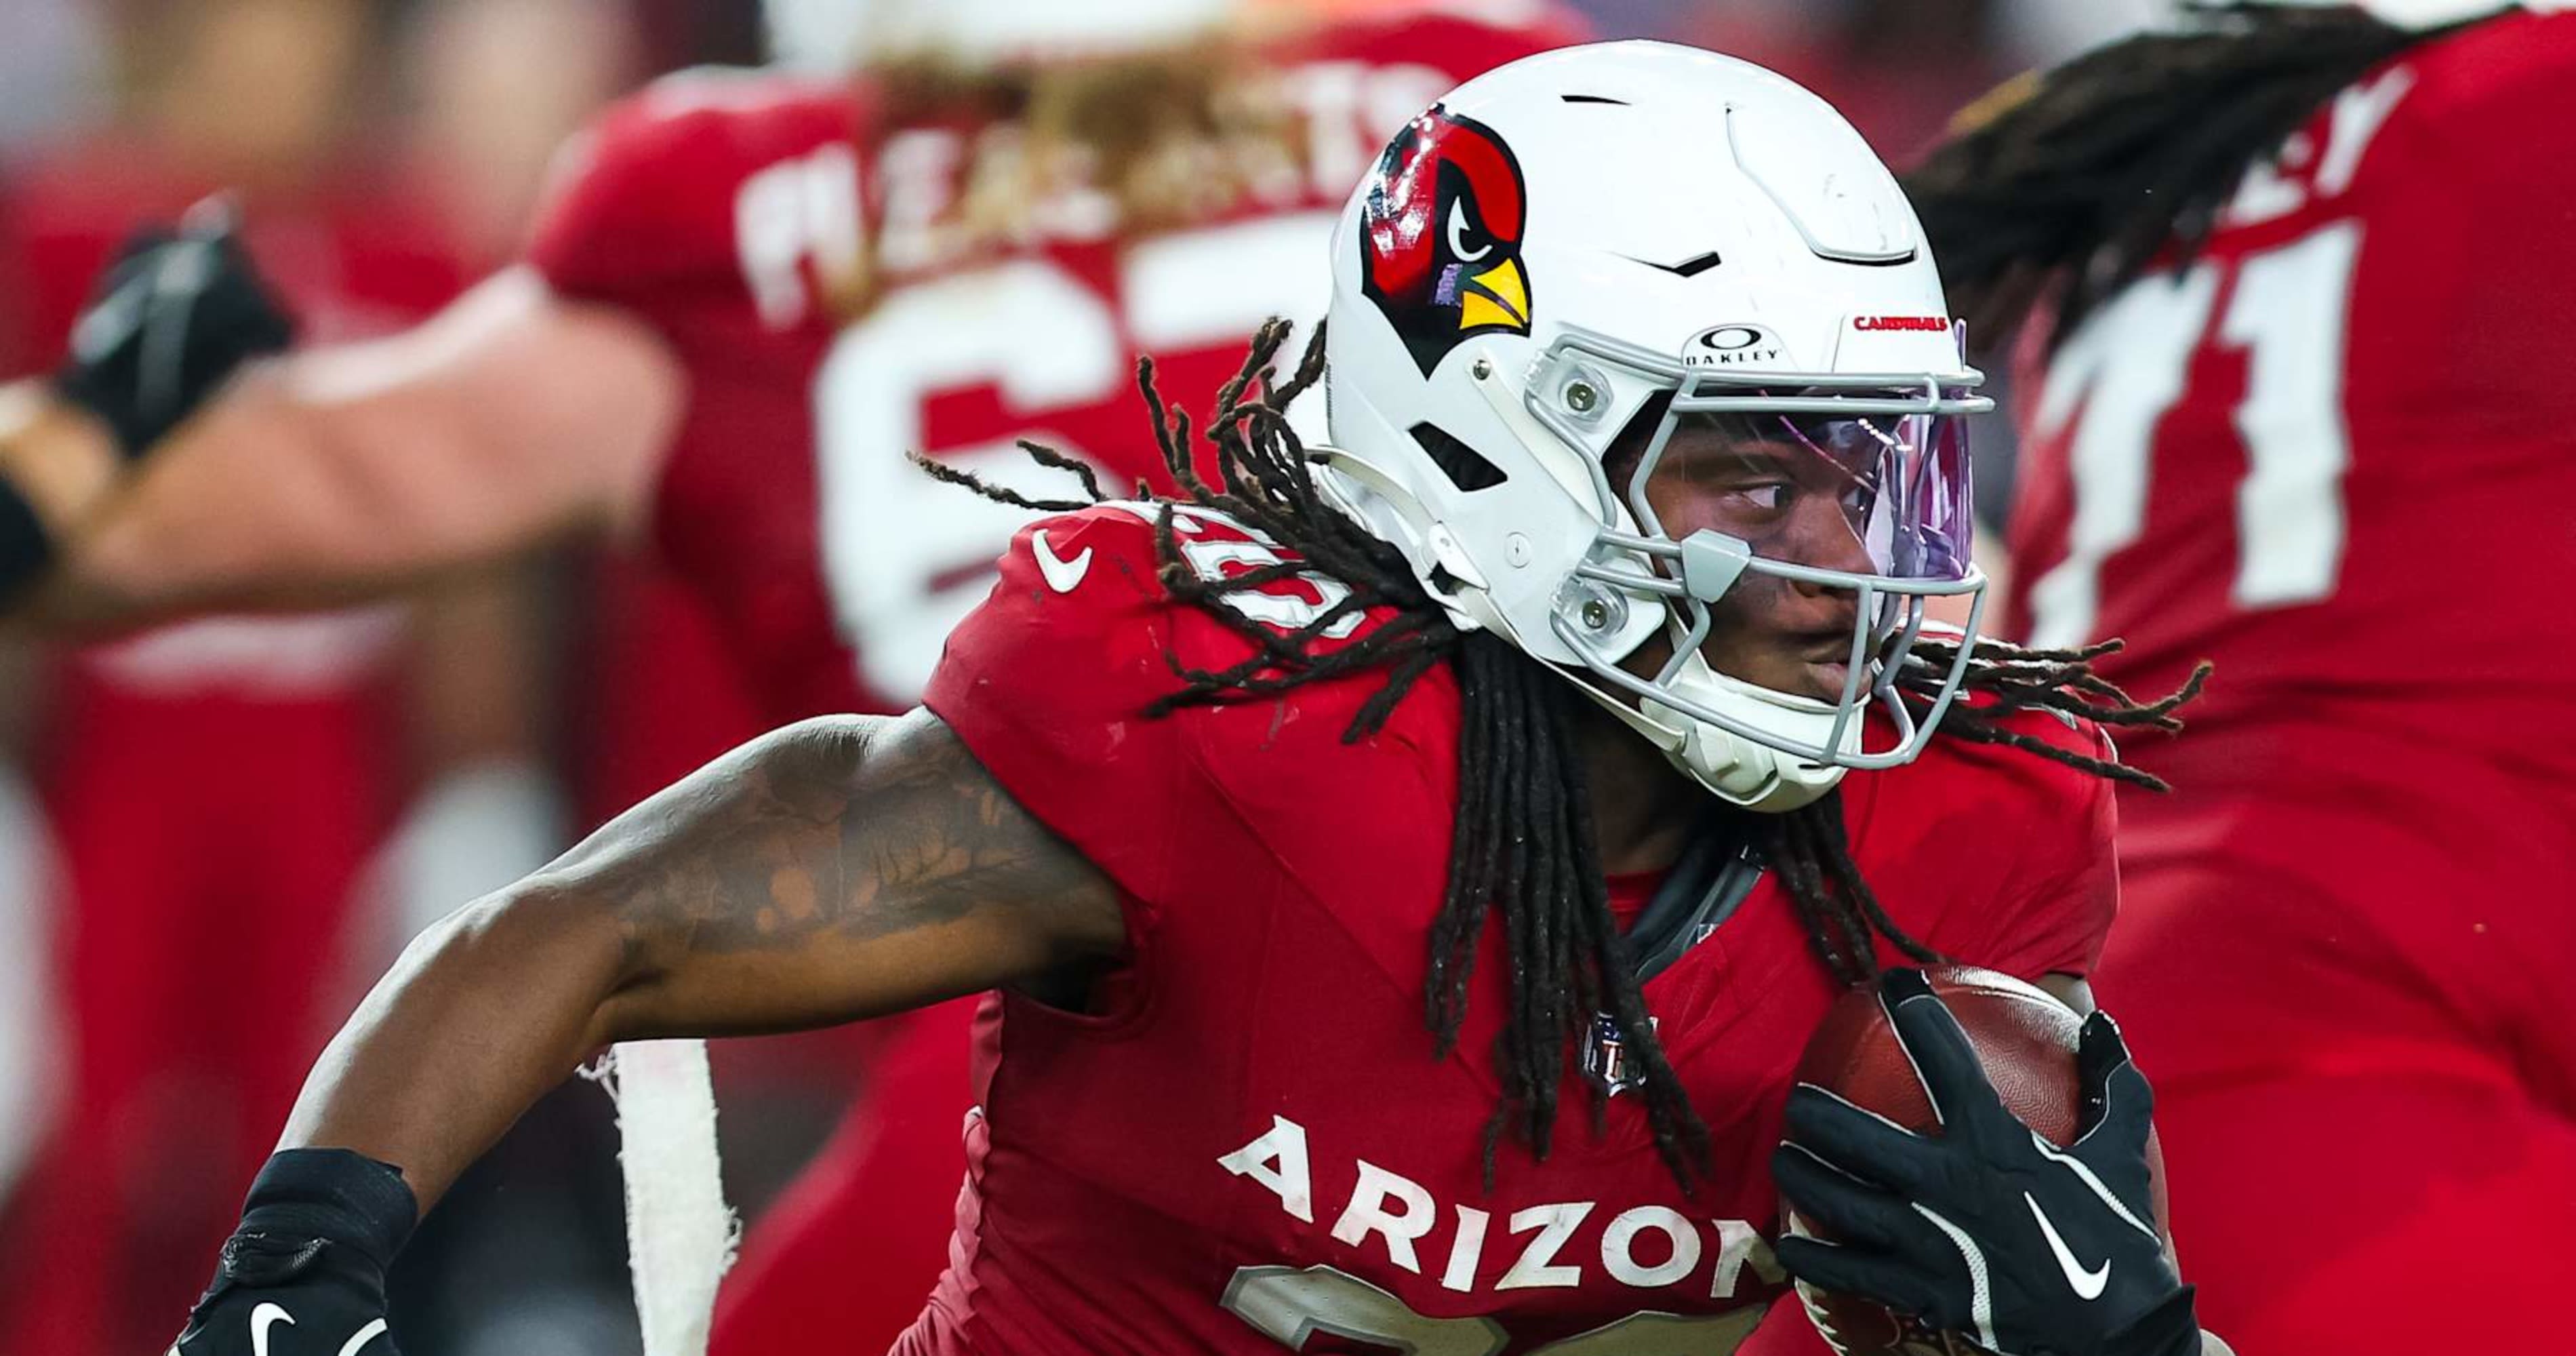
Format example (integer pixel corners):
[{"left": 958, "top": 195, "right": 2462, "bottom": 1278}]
[{"left": 1631, "top": 401, "right": 1975, "bottom": 589}]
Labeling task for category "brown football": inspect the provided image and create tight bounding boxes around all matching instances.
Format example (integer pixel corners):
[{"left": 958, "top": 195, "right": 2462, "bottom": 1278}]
[{"left": 1781, "top": 966, "right": 2168, "bottom": 1355}]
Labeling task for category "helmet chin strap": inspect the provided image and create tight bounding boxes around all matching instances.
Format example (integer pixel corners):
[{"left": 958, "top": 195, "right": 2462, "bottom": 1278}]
[
  {"left": 1627, "top": 651, "right": 1853, "bottom": 814},
  {"left": 1529, "top": 632, "right": 1850, "bottom": 816}
]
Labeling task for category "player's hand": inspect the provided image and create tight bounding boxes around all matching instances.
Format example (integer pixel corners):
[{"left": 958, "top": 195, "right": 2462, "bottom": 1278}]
[
  {"left": 52, "top": 197, "right": 296, "bottom": 460},
  {"left": 1770, "top": 969, "right": 2201, "bottom": 1356},
  {"left": 169, "top": 1151, "right": 415, "bottom": 1356}
]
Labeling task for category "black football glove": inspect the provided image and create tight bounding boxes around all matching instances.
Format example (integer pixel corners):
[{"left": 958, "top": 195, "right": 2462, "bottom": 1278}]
[
  {"left": 54, "top": 198, "right": 295, "bottom": 459},
  {"left": 169, "top": 1149, "right": 416, "bottom": 1356},
  {"left": 1771, "top": 969, "right": 2199, "bottom": 1356}
]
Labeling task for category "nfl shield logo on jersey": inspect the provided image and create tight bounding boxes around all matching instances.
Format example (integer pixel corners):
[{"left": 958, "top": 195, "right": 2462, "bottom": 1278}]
[{"left": 1584, "top": 1012, "right": 1657, "bottom": 1096}]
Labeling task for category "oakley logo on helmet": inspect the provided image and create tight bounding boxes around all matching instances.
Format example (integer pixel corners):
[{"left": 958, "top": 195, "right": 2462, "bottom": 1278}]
[
  {"left": 1357, "top": 105, "right": 1531, "bottom": 376},
  {"left": 1682, "top": 323, "right": 1783, "bottom": 367}
]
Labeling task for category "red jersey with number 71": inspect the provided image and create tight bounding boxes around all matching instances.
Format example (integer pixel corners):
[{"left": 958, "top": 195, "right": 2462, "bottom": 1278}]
[
  {"left": 523, "top": 5, "right": 1587, "bottom": 726},
  {"left": 1997, "top": 12, "right": 2576, "bottom": 942}
]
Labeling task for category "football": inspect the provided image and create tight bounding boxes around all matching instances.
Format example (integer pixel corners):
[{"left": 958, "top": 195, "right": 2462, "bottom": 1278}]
[{"left": 1781, "top": 966, "right": 2168, "bottom": 1355}]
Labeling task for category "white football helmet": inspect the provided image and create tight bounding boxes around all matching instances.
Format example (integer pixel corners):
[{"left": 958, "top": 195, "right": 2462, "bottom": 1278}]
[{"left": 1318, "top": 41, "right": 1988, "bottom": 814}]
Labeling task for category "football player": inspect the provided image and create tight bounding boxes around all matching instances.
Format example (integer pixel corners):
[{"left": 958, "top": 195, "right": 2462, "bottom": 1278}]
[
  {"left": 1905, "top": 1, "right": 2576, "bottom": 1349},
  {"left": 0, "top": 1, "right": 1588, "bottom": 1347},
  {"left": 160, "top": 43, "right": 2223, "bottom": 1356}
]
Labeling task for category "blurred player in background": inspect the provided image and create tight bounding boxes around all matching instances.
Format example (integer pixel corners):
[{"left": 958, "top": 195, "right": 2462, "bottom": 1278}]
[
  {"left": 0, "top": 0, "right": 1591, "bottom": 1347},
  {"left": 0, "top": 4, "right": 648, "bottom": 1351},
  {"left": 0, "top": 5, "right": 496, "bottom": 1353},
  {"left": 1904, "top": 1, "right": 2576, "bottom": 1349}
]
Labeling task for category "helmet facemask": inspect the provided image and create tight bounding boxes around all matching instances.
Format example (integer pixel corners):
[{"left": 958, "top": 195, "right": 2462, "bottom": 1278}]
[{"left": 1526, "top": 327, "right": 1989, "bottom": 792}]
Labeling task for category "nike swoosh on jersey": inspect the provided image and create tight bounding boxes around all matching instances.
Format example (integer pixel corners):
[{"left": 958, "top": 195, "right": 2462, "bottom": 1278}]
[
  {"left": 1032, "top": 529, "right": 1093, "bottom": 594},
  {"left": 250, "top": 1303, "right": 296, "bottom": 1356},
  {"left": 2025, "top": 1191, "right": 2111, "bottom": 1300}
]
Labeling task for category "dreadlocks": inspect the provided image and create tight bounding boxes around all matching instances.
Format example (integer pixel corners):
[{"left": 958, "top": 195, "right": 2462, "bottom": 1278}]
[
  {"left": 1904, "top": 3, "right": 2448, "bottom": 348},
  {"left": 923, "top": 319, "right": 2206, "bottom": 1191}
]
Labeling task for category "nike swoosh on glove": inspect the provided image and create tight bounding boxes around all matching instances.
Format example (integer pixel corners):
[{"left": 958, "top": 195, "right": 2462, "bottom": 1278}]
[
  {"left": 1771, "top": 969, "right": 2202, "bottom": 1356},
  {"left": 54, "top": 197, "right": 296, "bottom": 459},
  {"left": 170, "top": 1150, "right": 414, "bottom": 1356}
]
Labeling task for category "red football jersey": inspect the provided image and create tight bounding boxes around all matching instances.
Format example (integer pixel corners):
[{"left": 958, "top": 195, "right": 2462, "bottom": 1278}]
[
  {"left": 525, "top": 6, "right": 1586, "bottom": 724},
  {"left": 1998, "top": 12, "right": 2576, "bottom": 1057},
  {"left": 910, "top": 504, "right": 2118, "bottom": 1354}
]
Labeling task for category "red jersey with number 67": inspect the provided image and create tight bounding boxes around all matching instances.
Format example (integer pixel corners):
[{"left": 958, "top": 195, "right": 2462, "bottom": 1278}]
[
  {"left": 910, "top": 503, "right": 2121, "bottom": 1355},
  {"left": 525, "top": 5, "right": 1587, "bottom": 726},
  {"left": 1998, "top": 12, "right": 2576, "bottom": 1079}
]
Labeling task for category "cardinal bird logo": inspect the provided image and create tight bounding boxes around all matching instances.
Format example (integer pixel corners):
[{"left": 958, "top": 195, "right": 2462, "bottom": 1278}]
[{"left": 1357, "top": 105, "right": 1532, "bottom": 376}]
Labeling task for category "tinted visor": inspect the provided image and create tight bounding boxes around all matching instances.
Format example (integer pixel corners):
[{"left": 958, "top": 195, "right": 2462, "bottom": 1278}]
[{"left": 1631, "top": 399, "right": 1973, "bottom": 585}]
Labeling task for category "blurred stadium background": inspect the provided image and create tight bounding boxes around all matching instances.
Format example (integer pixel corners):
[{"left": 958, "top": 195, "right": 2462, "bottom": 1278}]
[{"left": 0, "top": 2, "right": 2160, "bottom": 1353}]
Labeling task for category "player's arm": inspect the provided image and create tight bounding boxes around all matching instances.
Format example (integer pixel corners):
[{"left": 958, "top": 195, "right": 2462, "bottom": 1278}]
[
  {"left": 7, "top": 265, "right": 682, "bottom": 632},
  {"left": 309, "top": 706, "right": 1122, "bottom": 1205},
  {"left": 170, "top": 708, "right": 1123, "bottom": 1356}
]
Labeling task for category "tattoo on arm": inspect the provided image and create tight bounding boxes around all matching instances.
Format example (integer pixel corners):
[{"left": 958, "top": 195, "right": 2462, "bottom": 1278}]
[{"left": 561, "top": 708, "right": 1123, "bottom": 1039}]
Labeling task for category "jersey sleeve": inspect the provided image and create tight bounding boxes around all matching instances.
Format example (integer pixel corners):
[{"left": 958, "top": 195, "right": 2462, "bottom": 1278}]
[
  {"left": 1988, "top": 722, "right": 2120, "bottom": 980},
  {"left": 1935, "top": 713, "right": 2123, "bottom": 983},
  {"left": 921, "top": 506, "right": 1211, "bottom": 913},
  {"left": 523, "top": 96, "right": 704, "bottom": 304},
  {"left": 523, "top": 68, "right": 862, "bottom": 317}
]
